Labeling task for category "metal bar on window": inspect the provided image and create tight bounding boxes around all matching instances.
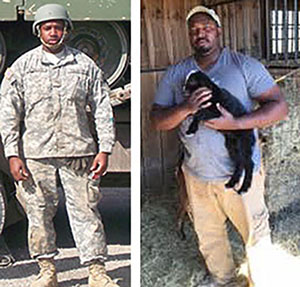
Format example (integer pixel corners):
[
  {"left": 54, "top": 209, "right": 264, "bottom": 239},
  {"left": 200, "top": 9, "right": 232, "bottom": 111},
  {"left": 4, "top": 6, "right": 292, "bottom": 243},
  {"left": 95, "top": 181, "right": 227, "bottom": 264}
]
[
  {"left": 283, "top": 0, "right": 288, "bottom": 62},
  {"left": 267, "top": 0, "right": 300, "bottom": 64},
  {"left": 274, "top": 0, "right": 279, "bottom": 60},
  {"left": 266, "top": 0, "right": 270, "bottom": 61},
  {"left": 294, "top": 0, "right": 298, "bottom": 61}
]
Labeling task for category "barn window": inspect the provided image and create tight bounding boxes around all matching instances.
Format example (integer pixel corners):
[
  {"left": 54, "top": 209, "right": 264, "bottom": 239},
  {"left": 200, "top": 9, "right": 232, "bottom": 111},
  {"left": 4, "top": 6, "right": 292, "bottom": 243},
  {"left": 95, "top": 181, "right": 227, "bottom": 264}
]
[{"left": 265, "top": 0, "right": 300, "bottom": 64}]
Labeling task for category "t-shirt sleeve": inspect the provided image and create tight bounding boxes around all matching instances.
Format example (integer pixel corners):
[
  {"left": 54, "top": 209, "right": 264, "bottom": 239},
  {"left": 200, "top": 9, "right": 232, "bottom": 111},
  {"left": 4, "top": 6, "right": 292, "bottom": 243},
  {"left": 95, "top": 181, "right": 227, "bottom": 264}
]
[
  {"left": 153, "top": 67, "right": 176, "bottom": 107},
  {"left": 243, "top": 56, "right": 276, "bottom": 98},
  {"left": 242, "top": 56, "right": 276, "bottom": 98}
]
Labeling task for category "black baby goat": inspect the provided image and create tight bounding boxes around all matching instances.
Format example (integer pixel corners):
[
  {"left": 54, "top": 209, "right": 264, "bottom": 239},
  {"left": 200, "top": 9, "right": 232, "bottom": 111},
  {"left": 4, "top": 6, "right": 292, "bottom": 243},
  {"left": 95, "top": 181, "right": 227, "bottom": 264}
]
[{"left": 184, "top": 70, "right": 255, "bottom": 194}]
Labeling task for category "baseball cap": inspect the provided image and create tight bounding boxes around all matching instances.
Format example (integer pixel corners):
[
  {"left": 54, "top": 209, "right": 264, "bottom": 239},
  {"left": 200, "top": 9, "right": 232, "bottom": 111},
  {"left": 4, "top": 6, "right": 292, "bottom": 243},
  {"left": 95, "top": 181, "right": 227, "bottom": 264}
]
[{"left": 186, "top": 6, "right": 221, "bottom": 27}]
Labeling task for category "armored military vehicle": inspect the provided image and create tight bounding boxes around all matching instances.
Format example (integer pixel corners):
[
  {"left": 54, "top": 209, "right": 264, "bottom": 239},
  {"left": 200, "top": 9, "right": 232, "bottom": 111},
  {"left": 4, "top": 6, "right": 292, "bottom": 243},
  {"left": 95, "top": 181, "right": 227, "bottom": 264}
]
[{"left": 0, "top": 0, "right": 131, "bottom": 252}]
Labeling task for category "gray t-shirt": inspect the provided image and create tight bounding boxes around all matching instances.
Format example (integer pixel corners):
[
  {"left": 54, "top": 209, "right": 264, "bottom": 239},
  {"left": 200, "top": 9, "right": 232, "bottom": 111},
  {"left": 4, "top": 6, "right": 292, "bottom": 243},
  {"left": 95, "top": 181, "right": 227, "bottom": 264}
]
[{"left": 154, "top": 48, "right": 275, "bottom": 181}]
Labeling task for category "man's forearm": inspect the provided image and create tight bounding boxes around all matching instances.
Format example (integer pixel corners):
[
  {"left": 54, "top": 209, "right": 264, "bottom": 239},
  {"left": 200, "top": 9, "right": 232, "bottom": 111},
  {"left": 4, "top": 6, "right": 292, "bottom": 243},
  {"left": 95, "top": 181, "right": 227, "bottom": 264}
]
[
  {"left": 241, "top": 85, "right": 289, "bottom": 129},
  {"left": 237, "top": 99, "right": 288, "bottom": 130},
  {"left": 204, "top": 85, "right": 288, "bottom": 131},
  {"left": 150, "top": 103, "right": 190, "bottom": 131}
]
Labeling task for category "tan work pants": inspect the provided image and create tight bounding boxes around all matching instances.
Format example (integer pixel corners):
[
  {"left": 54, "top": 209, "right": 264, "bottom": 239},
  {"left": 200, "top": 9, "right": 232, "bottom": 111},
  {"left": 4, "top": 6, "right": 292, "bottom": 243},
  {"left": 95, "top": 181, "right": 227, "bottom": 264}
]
[{"left": 182, "top": 166, "right": 270, "bottom": 286}]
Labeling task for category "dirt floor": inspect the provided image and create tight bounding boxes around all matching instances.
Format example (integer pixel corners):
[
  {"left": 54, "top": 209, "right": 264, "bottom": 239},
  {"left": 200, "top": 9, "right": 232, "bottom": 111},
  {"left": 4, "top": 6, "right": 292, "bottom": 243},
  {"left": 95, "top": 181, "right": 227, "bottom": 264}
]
[{"left": 0, "top": 187, "right": 131, "bottom": 287}]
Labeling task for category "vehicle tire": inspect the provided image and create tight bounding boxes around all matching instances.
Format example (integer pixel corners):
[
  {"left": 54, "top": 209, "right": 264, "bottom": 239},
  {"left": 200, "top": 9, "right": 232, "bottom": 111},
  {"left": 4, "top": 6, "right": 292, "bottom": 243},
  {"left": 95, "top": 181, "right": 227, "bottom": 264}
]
[
  {"left": 68, "top": 21, "right": 129, "bottom": 87},
  {"left": 0, "top": 31, "right": 7, "bottom": 74},
  {"left": 0, "top": 179, "right": 6, "bottom": 236}
]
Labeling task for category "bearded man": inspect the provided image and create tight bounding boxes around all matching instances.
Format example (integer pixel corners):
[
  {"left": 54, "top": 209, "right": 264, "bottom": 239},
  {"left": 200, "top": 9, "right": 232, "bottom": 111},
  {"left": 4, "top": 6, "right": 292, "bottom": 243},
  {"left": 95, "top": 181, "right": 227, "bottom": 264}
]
[{"left": 150, "top": 6, "right": 288, "bottom": 287}]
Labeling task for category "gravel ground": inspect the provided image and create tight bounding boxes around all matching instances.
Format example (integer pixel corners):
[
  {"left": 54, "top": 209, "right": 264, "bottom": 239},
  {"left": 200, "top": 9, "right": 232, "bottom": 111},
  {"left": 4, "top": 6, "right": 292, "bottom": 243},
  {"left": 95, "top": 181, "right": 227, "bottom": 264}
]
[{"left": 0, "top": 188, "right": 131, "bottom": 287}]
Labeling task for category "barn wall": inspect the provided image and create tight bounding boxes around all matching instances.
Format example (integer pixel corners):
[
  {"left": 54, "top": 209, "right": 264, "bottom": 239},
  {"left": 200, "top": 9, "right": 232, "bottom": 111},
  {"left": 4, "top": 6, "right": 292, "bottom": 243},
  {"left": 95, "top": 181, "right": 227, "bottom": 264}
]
[
  {"left": 141, "top": 0, "right": 262, "bottom": 72},
  {"left": 141, "top": 0, "right": 264, "bottom": 192}
]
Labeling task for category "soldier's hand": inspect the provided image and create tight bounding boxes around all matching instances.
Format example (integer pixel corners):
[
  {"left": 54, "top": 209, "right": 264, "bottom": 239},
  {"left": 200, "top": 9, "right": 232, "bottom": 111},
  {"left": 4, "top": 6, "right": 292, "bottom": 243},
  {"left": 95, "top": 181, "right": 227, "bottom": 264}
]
[
  {"left": 184, "top": 87, "right": 212, "bottom": 115},
  {"left": 90, "top": 152, "right": 109, "bottom": 180},
  {"left": 8, "top": 156, "right": 29, "bottom": 181}
]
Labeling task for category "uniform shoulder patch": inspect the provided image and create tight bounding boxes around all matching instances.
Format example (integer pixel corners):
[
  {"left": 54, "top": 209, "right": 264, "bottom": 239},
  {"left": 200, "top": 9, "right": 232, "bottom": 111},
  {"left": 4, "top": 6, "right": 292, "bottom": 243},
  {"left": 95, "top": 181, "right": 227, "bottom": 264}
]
[{"left": 4, "top": 68, "right": 14, "bottom": 80}]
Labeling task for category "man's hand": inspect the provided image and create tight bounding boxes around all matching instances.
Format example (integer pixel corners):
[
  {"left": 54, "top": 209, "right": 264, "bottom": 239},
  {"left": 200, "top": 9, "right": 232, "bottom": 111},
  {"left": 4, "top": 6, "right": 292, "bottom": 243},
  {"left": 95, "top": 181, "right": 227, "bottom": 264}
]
[
  {"left": 90, "top": 152, "right": 109, "bottom": 180},
  {"left": 150, "top": 87, "right": 212, "bottom": 131},
  {"left": 184, "top": 87, "right": 212, "bottom": 115},
  {"left": 9, "top": 156, "right": 29, "bottom": 181},
  {"left": 204, "top": 103, "right": 240, "bottom": 130}
]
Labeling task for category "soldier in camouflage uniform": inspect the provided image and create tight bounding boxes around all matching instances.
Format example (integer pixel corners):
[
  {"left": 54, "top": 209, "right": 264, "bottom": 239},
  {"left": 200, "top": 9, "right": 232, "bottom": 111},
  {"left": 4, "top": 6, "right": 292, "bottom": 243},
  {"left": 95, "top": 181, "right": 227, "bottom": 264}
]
[{"left": 0, "top": 4, "right": 120, "bottom": 287}]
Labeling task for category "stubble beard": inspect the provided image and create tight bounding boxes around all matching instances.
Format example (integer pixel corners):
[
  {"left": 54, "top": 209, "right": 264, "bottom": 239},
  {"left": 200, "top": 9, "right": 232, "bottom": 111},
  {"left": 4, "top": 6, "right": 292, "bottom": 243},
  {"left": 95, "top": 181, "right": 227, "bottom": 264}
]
[{"left": 194, "top": 45, "right": 212, "bottom": 58}]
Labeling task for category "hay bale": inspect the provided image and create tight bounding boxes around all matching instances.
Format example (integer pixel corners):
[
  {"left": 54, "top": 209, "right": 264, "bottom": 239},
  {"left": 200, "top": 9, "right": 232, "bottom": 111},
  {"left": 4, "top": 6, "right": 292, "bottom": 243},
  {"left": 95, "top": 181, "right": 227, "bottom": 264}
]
[{"left": 262, "top": 76, "right": 300, "bottom": 214}]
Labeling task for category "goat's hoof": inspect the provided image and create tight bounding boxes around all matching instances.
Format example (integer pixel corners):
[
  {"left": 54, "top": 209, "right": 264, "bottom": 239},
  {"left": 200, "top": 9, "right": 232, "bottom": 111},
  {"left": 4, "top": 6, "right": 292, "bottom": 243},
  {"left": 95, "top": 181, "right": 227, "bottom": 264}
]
[
  {"left": 237, "top": 188, "right": 249, "bottom": 195},
  {"left": 225, "top": 181, "right": 236, "bottom": 189}
]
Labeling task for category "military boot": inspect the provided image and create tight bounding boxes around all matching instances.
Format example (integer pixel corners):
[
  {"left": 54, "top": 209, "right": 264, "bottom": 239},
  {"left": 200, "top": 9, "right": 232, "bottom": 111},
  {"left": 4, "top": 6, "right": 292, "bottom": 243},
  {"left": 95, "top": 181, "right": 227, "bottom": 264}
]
[
  {"left": 88, "top": 261, "right": 120, "bottom": 287},
  {"left": 31, "top": 258, "right": 58, "bottom": 287}
]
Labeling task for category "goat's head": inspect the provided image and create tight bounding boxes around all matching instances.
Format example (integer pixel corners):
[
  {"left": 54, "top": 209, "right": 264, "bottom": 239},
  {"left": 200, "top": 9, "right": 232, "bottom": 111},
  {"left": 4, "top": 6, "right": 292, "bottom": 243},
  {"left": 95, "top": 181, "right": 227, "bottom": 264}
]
[{"left": 184, "top": 70, "right": 214, "bottom": 96}]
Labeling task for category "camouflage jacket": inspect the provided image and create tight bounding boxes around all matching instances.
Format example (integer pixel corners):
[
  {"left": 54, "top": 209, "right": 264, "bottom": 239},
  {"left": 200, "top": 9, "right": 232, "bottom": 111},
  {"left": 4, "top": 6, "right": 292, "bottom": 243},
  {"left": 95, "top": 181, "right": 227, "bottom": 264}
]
[{"left": 0, "top": 45, "right": 115, "bottom": 159}]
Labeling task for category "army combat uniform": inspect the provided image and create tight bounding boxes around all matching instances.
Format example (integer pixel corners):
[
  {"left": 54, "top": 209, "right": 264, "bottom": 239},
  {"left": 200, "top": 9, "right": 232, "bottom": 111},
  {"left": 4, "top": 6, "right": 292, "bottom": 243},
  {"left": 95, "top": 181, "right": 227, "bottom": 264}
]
[{"left": 0, "top": 45, "right": 115, "bottom": 264}]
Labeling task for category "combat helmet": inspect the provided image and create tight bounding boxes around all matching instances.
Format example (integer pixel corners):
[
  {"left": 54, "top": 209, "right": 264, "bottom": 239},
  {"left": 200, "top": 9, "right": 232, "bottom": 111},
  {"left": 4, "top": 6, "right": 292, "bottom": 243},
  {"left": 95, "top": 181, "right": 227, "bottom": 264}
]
[{"left": 32, "top": 3, "right": 73, "bottom": 36}]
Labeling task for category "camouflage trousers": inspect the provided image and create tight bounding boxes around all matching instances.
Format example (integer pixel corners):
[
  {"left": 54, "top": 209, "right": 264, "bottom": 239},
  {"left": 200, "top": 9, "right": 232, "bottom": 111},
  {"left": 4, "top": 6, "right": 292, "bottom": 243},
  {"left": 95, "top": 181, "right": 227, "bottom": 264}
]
[{"left": 16, "top": 157, "right": 107, "bottom": 265}]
